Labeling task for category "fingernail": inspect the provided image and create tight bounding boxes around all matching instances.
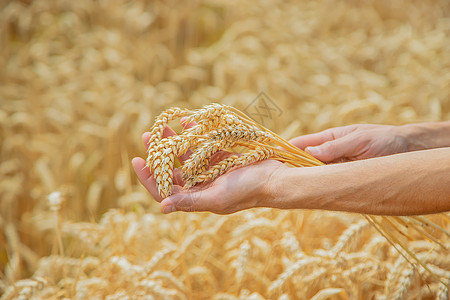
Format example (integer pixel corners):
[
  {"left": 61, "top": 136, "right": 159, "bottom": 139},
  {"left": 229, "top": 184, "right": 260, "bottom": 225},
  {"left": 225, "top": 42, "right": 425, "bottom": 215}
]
[
  {"left": 163, "top": 205, "right": 176, "bottom": 214},
  {"left": 306, "top": 146, "right": 321, "bottom": 156}
]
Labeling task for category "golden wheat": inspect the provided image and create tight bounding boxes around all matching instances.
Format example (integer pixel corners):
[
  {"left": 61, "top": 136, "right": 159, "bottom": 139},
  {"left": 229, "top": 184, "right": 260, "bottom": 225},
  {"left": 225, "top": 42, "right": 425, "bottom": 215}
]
[
  {"left": 2, "top": 0, "right": 450, "bottom": 298},
  {"left": 181, "top": 139, "right": 236, "bottom": 178},
  {"left": 185, "top": 148, "right": 274, "bottom": 189},
  {"left": 145, "top": 104, "right": 319, "bottom": 195},
  {"left": 146, "top": 107, "right": 189, "bottom": 171}
]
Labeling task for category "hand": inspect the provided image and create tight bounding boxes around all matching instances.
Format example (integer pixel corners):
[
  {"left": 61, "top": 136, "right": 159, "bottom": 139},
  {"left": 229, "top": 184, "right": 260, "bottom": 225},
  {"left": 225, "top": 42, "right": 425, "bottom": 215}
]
[
  {"left": 132, "top": 127, "right": 287, "bottom": 214},
  {"left": 289, "top": 124, "right": 414, "bottom": 162}
]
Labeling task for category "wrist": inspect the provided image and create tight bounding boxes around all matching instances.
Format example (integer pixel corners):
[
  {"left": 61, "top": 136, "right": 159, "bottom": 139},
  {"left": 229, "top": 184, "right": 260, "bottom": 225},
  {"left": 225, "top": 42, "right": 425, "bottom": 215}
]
[
  {"left": 397, "top": 124, "right": 429, "bottom": 151},
  {"left": 263, "top": 166, "right": 287, "bottom": 209},
  {"left": 268, "top": 166, "right": 318, "bottom": 210},
  {"left": 399, "top": 121, "right": 450, "bottom": 150}
]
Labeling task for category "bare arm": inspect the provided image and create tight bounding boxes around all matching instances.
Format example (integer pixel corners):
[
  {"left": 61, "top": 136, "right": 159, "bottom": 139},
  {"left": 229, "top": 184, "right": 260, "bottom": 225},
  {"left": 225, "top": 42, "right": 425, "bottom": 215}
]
[
  {"left": 270, "top": 147, "right": 450, "bottom": 215},
  {"left": 133, "top": 121, "right": 450, "bottom": 215}
]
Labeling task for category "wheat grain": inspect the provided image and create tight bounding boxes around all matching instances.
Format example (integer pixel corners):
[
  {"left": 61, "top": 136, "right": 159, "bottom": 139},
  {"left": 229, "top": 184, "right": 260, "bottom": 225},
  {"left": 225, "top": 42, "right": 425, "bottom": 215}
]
[
  {"left": 207, "top": 124, "right": 272, "bottom": 142},
  {"left": 137, "top": 279, "right": 180, "bottom": 298},
  {"left": 328, "top": 220, "right": 371, "bottom": 258},
  {"left": 438, "top": 278, "right": 450, "bottom": 300},
  {"left": 110, "top": 256, "right": 144, "bottom": 276},
  {"left": 302, "top": 267, "right": 327, "bottom": 292},
  {"left": 364, "top": 236, "right": 389, "bottom": 259},
  {"left": 182, "top": 138, "right": 237, "bottom": 180},
  {"left": 280, "top": 232, "right": 302, "bottom": 257},
  {"left": 151, "top": 140, "right": 178, "bottom": 198},
  {"left": 426, "top": 265, "right": 450, "bottom": 280},
  {"left": 176, "top": 134, "right": 205, "bottom": 157},
  {"left": 392, "top": 265, "right": 416, "bottom": 300},
  {"left": 146, "top": 107, "right": 189, "bottom": 170},
  {"left": 182, "top": 125, "right": 271, "bottom": 180},
  {"left": 148, "top": 107, "right": 189, "bottom": 142},
  {"left": 212, "top": 294, "right": 240, "bottom": 300},
  {"left": 144, "top": 247, "right": 176, "bottom": 274},
  {"left": 17, "top": 287, "right": 32, "bottom": 300},
  {"left": 386, "top": 256, "right": 408, "bottom": 296},
  {"left": 417, "top": 252, "right": 450, "bottom": 270},
  {"left": 268, "top": 256, "right": 322, "bottom": 296},
  {"left": 342, "top": 262, "right": 377, "bottom": 279},
  {"left": 185, "top": 147, "right": 274, "bottom": 188},
  {"left": 149, "top": 271, "right": 185, "bottom": 292},
  {"left": 183, "top": 103, "right": 231, "bottom": 125},
  {"left": 235, "top": 240, "right": 251, "bottom": 285}
]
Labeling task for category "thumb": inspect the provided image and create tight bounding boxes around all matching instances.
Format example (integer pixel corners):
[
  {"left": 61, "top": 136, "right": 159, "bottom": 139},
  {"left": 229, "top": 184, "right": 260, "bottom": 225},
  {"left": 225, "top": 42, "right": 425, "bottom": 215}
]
[
  {"left": 160, "top": 189, "right": 217, "bottom": 213},
  {"left": 305, "top": 137, "right": 353, "bottom": 162}
]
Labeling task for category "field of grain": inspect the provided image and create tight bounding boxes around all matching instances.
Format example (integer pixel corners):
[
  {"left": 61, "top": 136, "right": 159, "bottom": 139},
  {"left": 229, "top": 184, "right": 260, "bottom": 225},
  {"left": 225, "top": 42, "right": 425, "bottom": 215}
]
[{"left": 1, "top": 0, "right": 450, "bottom": 299}]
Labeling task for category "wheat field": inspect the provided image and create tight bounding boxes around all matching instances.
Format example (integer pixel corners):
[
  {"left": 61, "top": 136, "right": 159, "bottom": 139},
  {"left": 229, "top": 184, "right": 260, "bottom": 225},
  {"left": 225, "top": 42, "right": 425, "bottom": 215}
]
[{"left": 1, "top": 0, "right": 450, "bottom": 299}]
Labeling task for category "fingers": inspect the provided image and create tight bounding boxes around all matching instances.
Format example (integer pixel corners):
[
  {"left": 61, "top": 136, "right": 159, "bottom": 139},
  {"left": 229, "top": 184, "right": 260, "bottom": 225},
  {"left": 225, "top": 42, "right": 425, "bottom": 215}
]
[
  {"left": 160, "top": 188, "right": 222, "bottom": 214},
  {"left": 131, "top": 157, "right": 163, "bottom": 202},
  {"left": 289, "top": 126, "right": 356, "bottom": 150},
  {"left": 209, "top": 150, "right": 235, "bottom": 166},
  {"left": 179, "top": 149, "right": 192, "bottom": 163},
  {"left": 173, "top": 168, "right": 184, "bottom": 186},
  {"left": 305, "top": 134, "right": 357, "bottom": 162},
  {"left": 180, "top": 117, "right": 196, "bottom": 129},
  {"left": 142, "top": 132, "right": 151, "bottom": 150},
  {"left": 133, "top": 157, "right": 186, "bottom": 202},
  {"left": 141, "top": 126, "right": 177, "bottom": 150},
  {"left": 143, "top": 125, "right": 193, "bottom": 163},
  {"left": 288, "top": 126, "right": 359, "bottom": 162},
  {"left": 162, "top": 126, "right": 177, "bottom": 138},
  {"left": 289, "top": 129, "right": 336, "bottom": 150}
]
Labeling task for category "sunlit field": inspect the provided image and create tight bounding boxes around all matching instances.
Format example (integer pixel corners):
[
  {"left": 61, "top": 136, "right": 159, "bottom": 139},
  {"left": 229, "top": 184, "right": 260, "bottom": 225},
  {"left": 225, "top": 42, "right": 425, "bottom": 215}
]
[{"left": 1, "top": 0, "right": 449, "bottom": 299}]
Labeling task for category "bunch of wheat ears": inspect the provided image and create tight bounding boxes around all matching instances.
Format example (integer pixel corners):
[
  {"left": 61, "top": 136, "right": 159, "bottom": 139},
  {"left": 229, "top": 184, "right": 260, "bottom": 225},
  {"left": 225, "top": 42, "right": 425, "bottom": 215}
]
[{"left": 146, "top": 103, "right": 449, "bottom": 287}]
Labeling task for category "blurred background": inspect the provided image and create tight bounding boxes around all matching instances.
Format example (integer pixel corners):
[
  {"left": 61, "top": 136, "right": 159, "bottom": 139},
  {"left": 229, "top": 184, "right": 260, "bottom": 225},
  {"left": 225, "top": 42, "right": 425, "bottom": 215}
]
[{"left": 1, "top": 0, "right": 449, "bottom": 298}]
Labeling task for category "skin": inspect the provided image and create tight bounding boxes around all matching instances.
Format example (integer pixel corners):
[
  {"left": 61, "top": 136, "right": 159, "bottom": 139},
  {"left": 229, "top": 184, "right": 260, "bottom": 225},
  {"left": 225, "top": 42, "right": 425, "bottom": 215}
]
[{"left": 132, "top": 121, "right": 450, "bottom": 215}]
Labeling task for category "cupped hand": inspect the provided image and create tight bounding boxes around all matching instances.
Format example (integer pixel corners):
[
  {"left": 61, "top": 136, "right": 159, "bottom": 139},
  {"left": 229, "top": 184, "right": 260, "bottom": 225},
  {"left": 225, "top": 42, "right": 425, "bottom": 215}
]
[
  {"left": 132, "top": 125, "right": 287, "bottom": 214},
  {"left": 159, "top": 159, "right": 286, "bottom": 214},
  {"left": 289, "top": 124, "right": 412, "bottom": 162}
]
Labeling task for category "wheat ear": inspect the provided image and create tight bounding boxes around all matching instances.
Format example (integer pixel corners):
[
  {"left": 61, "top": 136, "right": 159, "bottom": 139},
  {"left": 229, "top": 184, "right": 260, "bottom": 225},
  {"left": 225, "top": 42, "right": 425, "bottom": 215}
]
[
  {"left": 146, "top": 107, "right": 189, "bottom": 170},
  {"left": 184, "top": 147, "right": 274, "bottom": 188}
]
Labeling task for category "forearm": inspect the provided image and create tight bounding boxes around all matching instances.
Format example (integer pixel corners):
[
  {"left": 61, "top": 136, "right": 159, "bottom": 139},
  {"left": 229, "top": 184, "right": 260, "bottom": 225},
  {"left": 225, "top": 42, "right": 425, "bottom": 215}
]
[
  {"left": 401, "top": 121, "right": 450, "bottom": 150},
  {"left": 273, "top": 147, "right": 450, "bottom": 215}
]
